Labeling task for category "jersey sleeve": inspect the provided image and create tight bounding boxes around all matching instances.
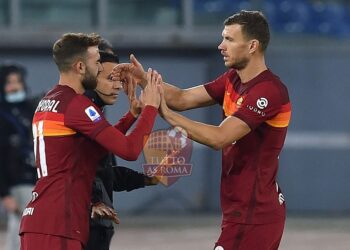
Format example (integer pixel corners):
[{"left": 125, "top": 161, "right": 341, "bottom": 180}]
[
  {"left": 203, "top": 70, "right": 234, "bottom": 105},
  {"left": 65, "top": 95, "right": 110, "bottom": 139},
  {"left": 114, "top": 111, "right": 137, "bottom": 134},
  {"left": 233, "top": 81, "right": 283, "bottom": 130},
  {"left": 95, "top": 106, "right": 157, "bottom": 161}
]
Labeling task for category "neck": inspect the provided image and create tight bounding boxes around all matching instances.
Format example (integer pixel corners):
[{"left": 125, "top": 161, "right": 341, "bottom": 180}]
[
  {"left": 236, "top": 56, "right": 267, "bottom": 84},
  {"left": 58, "top": 72, "right": 84, "bottom": 94}
]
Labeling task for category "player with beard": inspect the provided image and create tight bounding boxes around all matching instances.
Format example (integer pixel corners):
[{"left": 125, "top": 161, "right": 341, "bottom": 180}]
[
  {"left": 115, "top": 11, "right": 291, "bottom": 250},
  {"left": 19, "top": 33, "right": 162, "bottom": 250}
]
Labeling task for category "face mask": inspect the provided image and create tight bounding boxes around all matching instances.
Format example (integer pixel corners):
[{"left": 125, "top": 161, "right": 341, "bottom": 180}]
[{"left": 5, "top": 90, "right": 26, "bottom": 103}]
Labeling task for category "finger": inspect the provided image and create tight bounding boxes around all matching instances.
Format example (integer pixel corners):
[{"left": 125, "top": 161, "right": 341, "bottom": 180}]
[
  {"left": 151, "top": 70, "right": 158, "bottom": 89},
  {"left": 146, "top": 68, "right": 152, "bottom": 89},
  {"left": 95, "top": 209, "right": 104, "bottom": 217},
  {"left": 132, "top": 80, "right": 138, "bottom": 99},
  {"left": 130, "top": 54, "right": 141, "bottom": 67},
  {"left": 91, "top": 210, "right": 97, "bottom": 218},
  {"left": 123, "top": 81, "right": 129, "bottom": 96},
  {"left": 157, "top": 74, "right": 163, "bottom": 87},
  {"left": 128, "top": 80, "right": 136, "bottom": 100}
]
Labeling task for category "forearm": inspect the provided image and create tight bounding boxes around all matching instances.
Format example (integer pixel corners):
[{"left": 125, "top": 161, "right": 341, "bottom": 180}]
[
  {"left": 163, "top": 110, "right": 223, "bottom": 150},
  {"left": 96, "top": 106, "right": 157, "bottom": 161},
  {"left": 114, "top": 111, "right": 137, "bottom": 134},
  {"left": 140, "top": 77, "right": 187, "bottom": 111},
  {"left": 112, "top": 166, "right": 145, "bottom": 192},
  {"left": 163, "top": 82, "right": 188, "bottom": 111}
]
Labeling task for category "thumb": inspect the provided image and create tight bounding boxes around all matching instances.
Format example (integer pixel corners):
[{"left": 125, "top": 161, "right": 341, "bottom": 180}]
[{"left": 130, "top": 54, "right": 141, "bottom": 67}]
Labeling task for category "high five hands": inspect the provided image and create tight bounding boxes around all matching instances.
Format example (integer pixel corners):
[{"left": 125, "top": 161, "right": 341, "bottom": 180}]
[{"left": 112, "top": 55, "right": 170, "bottom": 117}]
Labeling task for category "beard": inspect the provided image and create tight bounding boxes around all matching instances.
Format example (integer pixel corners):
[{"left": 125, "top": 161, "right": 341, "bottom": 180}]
[
  {"left": 228, "top": 56, "right": 249, "bottom": 71},
  {"left": 82, "top": 68, "right": 98, "bottom": 90}
]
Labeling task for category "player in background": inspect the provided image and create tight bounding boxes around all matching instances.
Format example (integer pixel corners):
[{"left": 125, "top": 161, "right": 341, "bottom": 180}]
[
  {"left": 85, "top": 49, "right": 159, "bottom": 250},
  {"left": 19, "top": 33, "right": 162, "bottom": 250},
  {"left": 115, "top": 10, "right": 291, "bottom": 250}
]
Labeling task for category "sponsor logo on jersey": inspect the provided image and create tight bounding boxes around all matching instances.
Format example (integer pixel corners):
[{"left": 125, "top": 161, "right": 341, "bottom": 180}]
[
  {"left": 215, "top": 246, "right": 224, "bottom": 250},
  {"left": 279, "top": 193, "right": 285, "bottom": 205},
  {"left": 31, "top": 192, "right": 39, "bottom": 202},
  {"left": 85, "top": 106, "right": 101, "bottom": 122},
  {"left": 23, "top": 207, "right": 35, "bottom": 216},
  {"left": 246, "top": 105, "right": 266, "bottom": 117},
  {"left": 257, "top": 97, "right": 268, "bottom": 109}
]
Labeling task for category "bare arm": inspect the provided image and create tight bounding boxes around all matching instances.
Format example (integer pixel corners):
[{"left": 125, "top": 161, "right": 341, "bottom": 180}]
[
  {"left": 159, "top": 88, "right": 251, "bottom": 150},
  {"left": 162, "top": 83, "right": 216, "bottom": 111},
  {"left": 113, "top": 54, "right": 216, "bottom": 111}
]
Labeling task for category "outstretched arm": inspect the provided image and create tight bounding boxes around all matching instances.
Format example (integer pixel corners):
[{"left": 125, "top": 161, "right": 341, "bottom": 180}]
[
  {"left": 158, "top": 86, "right": 251, "bottom": 150},
  {"left": 113, "top": 54, "right": 216, "bottom": 111},
  {"left": 112, "top": 166, "right": 158, "bottom": 192}
]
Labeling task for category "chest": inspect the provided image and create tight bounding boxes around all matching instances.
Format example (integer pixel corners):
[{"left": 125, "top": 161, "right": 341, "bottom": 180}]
[{"left": 223, "top": 79, "right": 248, "bottom": 117}]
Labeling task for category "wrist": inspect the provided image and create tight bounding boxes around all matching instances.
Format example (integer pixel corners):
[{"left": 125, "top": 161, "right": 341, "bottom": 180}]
[{"left": 130, "top": 109, "right": 139, "bottom": 118}]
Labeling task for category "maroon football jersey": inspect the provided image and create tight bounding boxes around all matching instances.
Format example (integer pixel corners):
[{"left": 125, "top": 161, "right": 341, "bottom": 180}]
[
  {"left": 204, "top": 69, "right": 291, "bottom": 224},
  {"left": 20, "top": 85, "right": 157, "bottom": 245}
]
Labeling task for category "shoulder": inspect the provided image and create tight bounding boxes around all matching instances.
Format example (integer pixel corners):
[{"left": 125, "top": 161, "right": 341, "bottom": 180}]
[{"left": 251, "top": 71, "right": 289, "bottom": 101}]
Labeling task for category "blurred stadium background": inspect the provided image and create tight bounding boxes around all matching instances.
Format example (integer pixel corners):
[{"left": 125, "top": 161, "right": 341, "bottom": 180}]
[{"left": 1, "top": 0, "right": 350, "bottom": 249}]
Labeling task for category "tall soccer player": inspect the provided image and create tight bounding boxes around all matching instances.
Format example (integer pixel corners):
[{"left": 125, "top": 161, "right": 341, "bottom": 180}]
[
  {"left": 19, "top": 33, "right": 162, "bottom": 250},
  {"left": 115, "top": 10, "right": 291, "bottom": 250}
]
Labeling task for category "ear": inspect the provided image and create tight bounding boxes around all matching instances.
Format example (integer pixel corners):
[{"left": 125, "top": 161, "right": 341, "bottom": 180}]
[
  {"left": 74, "top": 61, "right": 86, "bottom": 74},
  {"left": 249, "top": 39, "right": 259, "bottom": 54}
]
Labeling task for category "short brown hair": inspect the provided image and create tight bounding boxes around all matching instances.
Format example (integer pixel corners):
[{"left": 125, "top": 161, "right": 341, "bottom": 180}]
[
  {"left": 53, "top": 33, "right": 101, "bottom": 72},
  {"left": 224, "top": 10, "right": 270, "bottom": 52}
]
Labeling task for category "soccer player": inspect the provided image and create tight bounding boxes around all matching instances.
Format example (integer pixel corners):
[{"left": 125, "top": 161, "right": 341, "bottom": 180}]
[
  {"left": 85, "top": 50, "right": 159, "bottom": 250},
  {"left": 19, "top": 33, "right": 162, "bottom": 250},
  {"left": 115, "top": 10, "right": 291, "bottom": 250}
]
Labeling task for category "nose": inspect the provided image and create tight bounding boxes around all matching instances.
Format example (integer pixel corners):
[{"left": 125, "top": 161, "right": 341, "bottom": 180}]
[{"left": 218, "top": 41, "right": 224, "bottom": 50}]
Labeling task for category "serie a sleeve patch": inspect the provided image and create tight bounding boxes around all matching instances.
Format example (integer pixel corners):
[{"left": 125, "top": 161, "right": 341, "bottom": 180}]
[{"left": 84, "top": 106, "right": 102, "bottom": 122}]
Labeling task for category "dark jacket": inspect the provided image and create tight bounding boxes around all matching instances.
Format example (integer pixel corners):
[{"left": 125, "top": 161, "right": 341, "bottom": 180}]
[{"left": 0, "top": 97, "right": 38, "bottom": 197}]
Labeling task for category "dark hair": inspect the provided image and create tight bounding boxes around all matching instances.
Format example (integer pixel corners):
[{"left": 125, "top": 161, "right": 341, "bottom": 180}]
[
  {"left": 99, "top": 39, "right": 115, "bottom": 55},
  {"left": 0, "top": 64, "right": 27, "bottom": 102},
  {"left": 52, "top": 33, "right": 101, "bottom": 72},
  {"left": 99, "top": 51, "right": 119, "bottom": 64},
  {"left": 224, "top": 10, "right": 270, "bottom": 51}
]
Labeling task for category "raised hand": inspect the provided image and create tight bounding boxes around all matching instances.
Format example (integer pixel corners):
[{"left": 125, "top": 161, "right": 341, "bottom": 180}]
[
  {"left": 91, "top": 202, "right": 120, "bottom": 224},
  {"left": 140, "top": 68, "right": 162, "bottom": 108},
  {"left": 123, "top": 78, "right": 142, "bottom": 117},
  {"left": 111, "top": 54, "right": 148, "bottom": 88},
  {"left": 158, "top": 80, "right": 170, "bottom": 119}
]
